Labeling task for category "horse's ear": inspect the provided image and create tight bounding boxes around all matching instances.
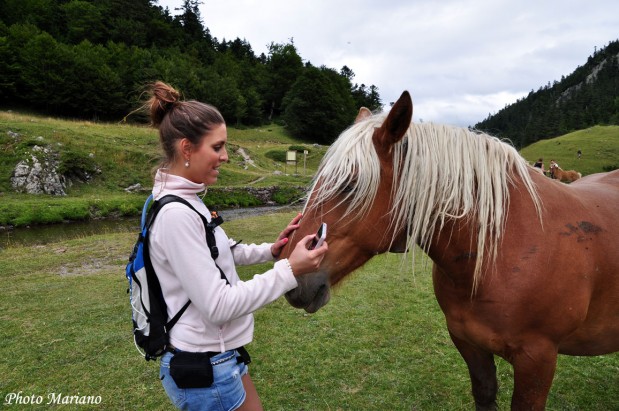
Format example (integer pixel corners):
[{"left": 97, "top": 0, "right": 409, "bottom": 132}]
[
  {"left": 373, "top": 91, "right": 412, "bottom": 153},
  {"left": 355, "top": 107, "right": 372, "bottom": 123}
]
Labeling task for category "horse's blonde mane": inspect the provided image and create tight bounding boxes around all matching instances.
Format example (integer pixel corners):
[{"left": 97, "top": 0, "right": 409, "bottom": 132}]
[{"left": 305, "top": 113, "right": 542, "bottom": 291}]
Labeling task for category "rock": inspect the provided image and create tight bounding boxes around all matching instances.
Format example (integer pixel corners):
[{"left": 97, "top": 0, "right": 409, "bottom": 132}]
[
  {"left": 124, "top": 183, "right": 149, "bottom": 193},
  {"left": 236, "top": 147, "right": 257, "bottom": 168},
  {"left": 11, "top": 146, "right": 66, "bottom": 195}
]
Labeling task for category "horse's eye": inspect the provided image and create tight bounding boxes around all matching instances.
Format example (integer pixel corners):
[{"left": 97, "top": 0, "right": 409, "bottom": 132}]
[{"left": 342, "top": 184, "right": 355, "bottom": 193}]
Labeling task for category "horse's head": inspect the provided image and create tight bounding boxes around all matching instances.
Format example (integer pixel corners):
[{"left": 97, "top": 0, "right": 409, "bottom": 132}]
[
  {"left": 549, "top": 161, "right": 558, "bottom": 178},
  {"left": 281, "top": 91, "right": 413, "bottom": 313}
]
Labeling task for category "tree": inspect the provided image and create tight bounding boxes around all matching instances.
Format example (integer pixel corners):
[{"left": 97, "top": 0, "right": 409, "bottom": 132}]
[
  {"left": 342, "top": 65, "right": 382, "bottom": 111},
  {"left": 18, "top": 31, "right": 67, "bottom": 111},
  {"left": 283, "top": 66, "right": 356, "bottom": 144},
  {"left": 0, "top": 0, "right": 64, "bottom": 38},
  {"left": 0, "top": 1, "right": 383, "bottom": 136},
  {"left": 178, "top": 0, "right": 205, "bottom": 42},
  {"left": 58, "top": 40, "right": 124, "bottom": 119},
  {"left": 0, "top": 23, "right": 18, "bottom": 102},
  {"left": 62, "top": 0, "right": 106, "bottom": 44},
  {"left": 261, "top": 41, "right": 303, "bottom": 119},
  {"left": 351, "top": 83, "right": 382, "bottom": 111}
]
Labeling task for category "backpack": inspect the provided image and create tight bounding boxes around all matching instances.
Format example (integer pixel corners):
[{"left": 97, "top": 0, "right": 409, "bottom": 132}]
[{"left": 125, "top": 194, "right": 228, "bottom": 361}]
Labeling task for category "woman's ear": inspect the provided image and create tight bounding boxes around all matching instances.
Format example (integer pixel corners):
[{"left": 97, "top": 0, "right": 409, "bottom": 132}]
[{"left": 179, "top": 138, "right": 193, "bottom": 159}]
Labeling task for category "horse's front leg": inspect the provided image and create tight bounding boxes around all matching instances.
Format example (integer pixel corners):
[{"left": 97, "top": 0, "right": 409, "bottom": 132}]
[
  {"left": 449, "top": 331, "right": 498, "bottom": 411},
  {"left": 507, "top": 339, "right": 558, "bottom": 411}
]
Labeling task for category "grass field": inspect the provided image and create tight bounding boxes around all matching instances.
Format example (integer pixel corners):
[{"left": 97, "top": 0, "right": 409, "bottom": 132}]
[
  {"left": 1, "top": 211, "right": 618, "bottom": 410},
  {"left": 2, "top": 110, "right": 619, "bottom": 227},
  {"left": 520, "top": 125, "right": 619, "bottom": 176},
  {"left": 0, "top": 111, "right": 326, "bottom": 226}
]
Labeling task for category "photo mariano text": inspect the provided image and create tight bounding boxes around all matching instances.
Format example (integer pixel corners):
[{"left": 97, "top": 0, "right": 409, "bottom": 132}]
[{"left": 4, "top": 391, "right": 103, "bottom": 406}]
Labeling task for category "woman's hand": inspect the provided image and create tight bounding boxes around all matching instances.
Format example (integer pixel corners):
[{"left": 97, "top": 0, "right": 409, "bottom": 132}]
[
  {"left": 287, "top": 234, "right": 328, "bottom": 276},
  {"left": 271, "top": 213, "right": 303, "bottom": 258}
]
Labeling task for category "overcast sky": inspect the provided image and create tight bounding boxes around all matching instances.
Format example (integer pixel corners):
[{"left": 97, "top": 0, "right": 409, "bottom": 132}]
[{"left": 158, "top": 0, "right": 619, "bottom": 127}]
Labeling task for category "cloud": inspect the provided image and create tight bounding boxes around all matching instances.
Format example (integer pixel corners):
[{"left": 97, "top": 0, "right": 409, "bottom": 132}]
[{"left": 158, "top": 0, "right": 619, "bottom": 127}]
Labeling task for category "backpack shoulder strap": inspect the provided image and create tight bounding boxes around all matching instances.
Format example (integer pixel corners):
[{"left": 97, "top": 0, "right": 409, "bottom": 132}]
[
  {"left": 154, "top": 194, "right": 225, "bottom": 264},
  {"left": 144, "top": 195, "right": 231, "bottom": 332},
  {"left": 147, "top": 194, "right": 231, "bottom": 272}
]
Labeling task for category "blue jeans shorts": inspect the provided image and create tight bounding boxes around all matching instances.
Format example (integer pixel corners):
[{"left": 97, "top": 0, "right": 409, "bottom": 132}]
[{"left": 160, "top": 349, "right": 248, "bottom": 411}]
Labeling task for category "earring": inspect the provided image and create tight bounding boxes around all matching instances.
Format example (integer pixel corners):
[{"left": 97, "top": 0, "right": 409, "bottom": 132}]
[{"left": 184, "top": 160, "right": 190, "bottom": 168}]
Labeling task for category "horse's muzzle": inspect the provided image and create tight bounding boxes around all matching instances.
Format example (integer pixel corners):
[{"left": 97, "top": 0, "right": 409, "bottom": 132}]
[{"left": 285, "top": 270, "right": 330, "bottom": 313}]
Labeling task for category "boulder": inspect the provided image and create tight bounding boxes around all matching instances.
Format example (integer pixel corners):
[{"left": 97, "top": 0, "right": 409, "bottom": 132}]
[{"left": 10, "top": 145, "right": 67, "bottom": 195}]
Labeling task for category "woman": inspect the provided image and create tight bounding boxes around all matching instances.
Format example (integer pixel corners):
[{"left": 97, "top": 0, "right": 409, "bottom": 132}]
[
  {"left": 145, "top": 81, "right": 327, "bottom": 410},
  {"left": 533, "top": 157, "right": 545, "bottom": 174}
]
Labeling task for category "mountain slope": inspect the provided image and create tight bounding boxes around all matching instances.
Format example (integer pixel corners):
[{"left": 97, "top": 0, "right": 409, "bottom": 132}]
[
  {"left": 520, "top": 125, "right": 619, "bottom": 176},
  {"left": 476, "top": 40, "right": 619, "bottom": 148}
]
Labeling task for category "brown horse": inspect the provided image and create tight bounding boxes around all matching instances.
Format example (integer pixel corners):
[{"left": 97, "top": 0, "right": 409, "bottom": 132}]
[
  {"left": 281, "top": 91, "right": 619, "bottom": 410},
  {"left": 549, "top": 160, "right": 582, "bottom": 183}
]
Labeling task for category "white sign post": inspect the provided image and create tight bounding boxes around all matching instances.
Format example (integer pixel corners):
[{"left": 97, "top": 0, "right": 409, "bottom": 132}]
[{"left": 286, "top": 150, "right": 297, "bottom": 174}]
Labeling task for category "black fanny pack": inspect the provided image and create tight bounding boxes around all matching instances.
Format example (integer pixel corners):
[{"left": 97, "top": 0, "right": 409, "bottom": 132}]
[
  {"left": 169, "top": 347, "right": 251, "bottom": 389},
  {"left": 169, "top": 352, "right": 214, "bottom": 389}
]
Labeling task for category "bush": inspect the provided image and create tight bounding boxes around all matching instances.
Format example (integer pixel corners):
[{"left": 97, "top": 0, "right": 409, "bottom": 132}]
[
  {"left": 272, "top": 186, "right": 305, "bottom": 204},
  {"left": 58, "top": 149, "right": 98, "bottom": 182},
  {"left": 205, "top": 188, "right": 262, "bottom": 208},
  {"left": 265, "top": 150, "right": 286, "bottom": 162}
]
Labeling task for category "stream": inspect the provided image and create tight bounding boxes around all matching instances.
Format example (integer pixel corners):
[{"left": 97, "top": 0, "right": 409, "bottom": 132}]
[{"left": 0, "top": 205, "right": 295, "bottom": 248}]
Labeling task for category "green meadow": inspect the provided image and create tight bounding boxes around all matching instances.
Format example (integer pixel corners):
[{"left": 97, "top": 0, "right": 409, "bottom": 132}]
[
  {"left": 1, "top": 114, "right": 619, "bottom": 409},
  {"left": 520, "top": 125, "right": 619, "bottom": 175},
  {"left": 1, "top": 212, "right": 618, "bottom": 410}
]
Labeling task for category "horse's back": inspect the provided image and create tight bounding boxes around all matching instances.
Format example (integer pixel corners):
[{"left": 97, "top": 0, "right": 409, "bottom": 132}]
[
  {"left": 572, "top": 168, "right": 619, "bottom": 187},
  {"left": 568, "top": 169, "right": 619, "bottom": 204}
]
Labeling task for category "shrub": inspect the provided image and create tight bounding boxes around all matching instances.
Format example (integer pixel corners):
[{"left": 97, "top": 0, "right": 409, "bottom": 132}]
[
  {"left": 272, "top": 186, "right": 305, "bottom": 204},
  {"left": 58, "top": 149, "right": 98, "bottom": 182},
  {"left": 265, "top": 150, "right": 287, "bottom": 162}
]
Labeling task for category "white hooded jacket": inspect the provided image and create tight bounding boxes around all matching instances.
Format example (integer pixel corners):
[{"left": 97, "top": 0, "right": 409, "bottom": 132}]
[{"left": 149, "top": 170, "right": 298, "bottom": 353}]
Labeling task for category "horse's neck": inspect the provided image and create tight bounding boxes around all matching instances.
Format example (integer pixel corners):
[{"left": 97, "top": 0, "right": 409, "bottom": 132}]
[
  {"left": 424, "top": 170, "right": 542, "bottom": 285},
  {"left": 426, "top": 215, "right": 479, "bottom": 278}
]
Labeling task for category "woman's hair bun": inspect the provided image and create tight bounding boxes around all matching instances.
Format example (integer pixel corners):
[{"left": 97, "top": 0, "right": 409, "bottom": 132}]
[{"left": 149, "top": 81, "right": 181, "bottom": 126}]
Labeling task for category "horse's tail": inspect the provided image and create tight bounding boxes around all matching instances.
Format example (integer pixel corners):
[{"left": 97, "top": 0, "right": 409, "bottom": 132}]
[{"left": 566, "top": 170, "right": 581, "bottom": 182}]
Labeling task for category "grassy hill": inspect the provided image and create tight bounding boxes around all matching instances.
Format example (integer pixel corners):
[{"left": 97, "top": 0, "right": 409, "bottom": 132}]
[
  {"left": 2, "top": 110, "right": 619, "bottom": 227},
  {"left": 0, "top": 111, "right": 327, "bottom": 226},
  {"left": 520, "top": 125, "right": 619, "bottom": 176}
]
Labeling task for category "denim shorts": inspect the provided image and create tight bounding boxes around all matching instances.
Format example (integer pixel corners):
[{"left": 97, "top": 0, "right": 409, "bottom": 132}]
[{"left": 160, "top": 349, "right": 248, "bottom": 411}]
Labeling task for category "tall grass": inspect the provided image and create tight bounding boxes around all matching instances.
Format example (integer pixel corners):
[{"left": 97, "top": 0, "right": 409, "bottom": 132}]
[{"left": 1, "top": 211, "right": 617, "bottom": 410}]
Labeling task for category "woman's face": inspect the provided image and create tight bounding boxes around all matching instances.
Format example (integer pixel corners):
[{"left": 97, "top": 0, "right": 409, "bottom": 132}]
[{"left": 185, "top": 123, "right": 228, "bottom": 186}]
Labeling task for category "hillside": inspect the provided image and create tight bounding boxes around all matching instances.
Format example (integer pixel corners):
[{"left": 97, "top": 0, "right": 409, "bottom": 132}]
[
  {"left": 520, "top": 125, "right": 619, "bottom": 176},
  {"left": 2, "top": 110, "right": 618, "bottom": 228},
  {"left": 0, "top": 110, "right": 327, "bottom": 226},
  {"left": 476, "top": 39, "right": 619, "bottom": 148}
]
